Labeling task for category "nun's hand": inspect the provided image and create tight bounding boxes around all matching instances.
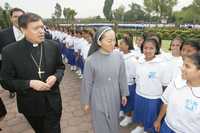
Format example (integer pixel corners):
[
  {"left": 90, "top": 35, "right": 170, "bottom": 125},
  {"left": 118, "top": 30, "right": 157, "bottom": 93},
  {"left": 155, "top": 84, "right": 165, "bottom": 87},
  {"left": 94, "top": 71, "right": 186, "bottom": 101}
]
[
  {"left": 83, "top": 104, "right": 90, "bottom": 113},
  {"left": 121, "top": 96, "right": 127, "bottom": 106}
]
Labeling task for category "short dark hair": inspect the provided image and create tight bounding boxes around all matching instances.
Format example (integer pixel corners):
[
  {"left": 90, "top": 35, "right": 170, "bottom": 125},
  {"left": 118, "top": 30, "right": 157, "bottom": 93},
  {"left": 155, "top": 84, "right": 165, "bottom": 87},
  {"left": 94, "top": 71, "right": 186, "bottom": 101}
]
[
  {"left": 181, "top": 39, "right": 200, "bottom": 51},
  {"left": 10, "top": 8, "right": 25, "bottom": 16},
  {"left": 121, "top": 36, "right": 134, "bottom": 50},
  {"left": 169, "top": 36, "right": 184, "bottom": 50},
  {"left": 146, "top": 33, "right": 162, "bottom": 48},
  {"left": 18, "top": 13, "right": 43, "bottom": 28},
  {"left": 141, "top": 38, "right": 160, "bottom": 55},
  {"left": 188, "top": 51, "right": 200, "bottom": 69}
]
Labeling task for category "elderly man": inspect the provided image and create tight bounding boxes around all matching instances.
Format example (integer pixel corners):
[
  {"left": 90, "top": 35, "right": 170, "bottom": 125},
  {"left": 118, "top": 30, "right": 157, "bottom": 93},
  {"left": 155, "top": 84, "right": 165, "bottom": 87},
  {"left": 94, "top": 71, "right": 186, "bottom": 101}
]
[{"left": 0, "top": 13, "right": 65, "bottom": 133}]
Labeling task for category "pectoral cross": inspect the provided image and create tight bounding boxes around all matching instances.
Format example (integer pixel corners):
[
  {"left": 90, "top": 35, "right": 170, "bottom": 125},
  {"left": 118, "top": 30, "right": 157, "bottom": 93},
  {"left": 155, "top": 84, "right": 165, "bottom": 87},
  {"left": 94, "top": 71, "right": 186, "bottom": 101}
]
[{"left": 38, "top": 67, "right": 45, "bottom": 79}]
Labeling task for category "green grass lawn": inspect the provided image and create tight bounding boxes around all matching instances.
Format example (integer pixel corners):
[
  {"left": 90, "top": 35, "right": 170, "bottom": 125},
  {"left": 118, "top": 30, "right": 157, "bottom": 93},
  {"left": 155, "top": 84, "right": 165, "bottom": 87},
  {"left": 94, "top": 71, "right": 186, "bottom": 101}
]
[{"left": 162, "top": 40, "right": 171, "bottom": 52}]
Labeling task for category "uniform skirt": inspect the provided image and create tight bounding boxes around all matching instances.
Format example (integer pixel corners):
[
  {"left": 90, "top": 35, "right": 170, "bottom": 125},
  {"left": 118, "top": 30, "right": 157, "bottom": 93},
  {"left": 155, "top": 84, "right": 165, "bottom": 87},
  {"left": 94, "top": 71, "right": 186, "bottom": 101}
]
[
  {"left": 160, "top": 120, "right": 175, "bottom": 133},
  {"left": 121, "top": 84, "right": 136, "bottom": 113},
  {"left": 133, "top": 93, "right": 161, "bottom": 133},
  {"left": 66, "top": 49, "right": 76, "bottom": 65}
]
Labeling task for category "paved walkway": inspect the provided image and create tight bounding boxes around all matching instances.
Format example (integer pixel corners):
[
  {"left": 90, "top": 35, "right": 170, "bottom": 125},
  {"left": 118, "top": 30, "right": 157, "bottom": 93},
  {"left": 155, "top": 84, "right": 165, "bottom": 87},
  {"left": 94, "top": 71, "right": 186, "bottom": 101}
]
[{"left": 0, "top": 65, "right": 135, "bottom": 133}]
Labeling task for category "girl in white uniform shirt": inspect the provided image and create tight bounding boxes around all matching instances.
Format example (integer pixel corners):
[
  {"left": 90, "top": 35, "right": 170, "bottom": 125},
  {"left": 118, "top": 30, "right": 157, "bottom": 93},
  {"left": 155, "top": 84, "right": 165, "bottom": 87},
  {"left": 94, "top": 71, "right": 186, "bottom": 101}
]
[
  {"left": 66, "top": 32, "right": 76, "bottom": 71},
  {"left": 167, "top": 39, "right": 200, "bottom": 81},
  {"left": 74, "top": 30, "right": 84, "bottom": 75},
  {"left": 154, "top": 52, "right": 200, "bottom": 133},
  {"left": 79, "top": 31, "right": 93, "bottom": 78},
  {"left": 118, "top": 36, "right": 137, "bottom": 127},
  {"left": 132, "top": 34, "right": 145, "bottom": 59},
  {"left": 165, "top": 37, "right": 184, "bottom": 81},
  {"left": 153, "top": 39, "right": 200, "bottom": 133},
  {"left": 131, "top": 39, "right": 170, "bottom": 133}
]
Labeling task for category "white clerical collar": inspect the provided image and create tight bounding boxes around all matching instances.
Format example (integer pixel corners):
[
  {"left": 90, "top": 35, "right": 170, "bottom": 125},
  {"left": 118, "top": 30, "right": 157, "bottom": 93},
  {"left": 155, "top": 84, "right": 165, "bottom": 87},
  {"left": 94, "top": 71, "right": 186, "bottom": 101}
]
[
  {"left": 13, "top": 26, "right": 24, "bottom": 41},
  {"left": 33, "top": 44, "right": 39, "bottom": 47}
]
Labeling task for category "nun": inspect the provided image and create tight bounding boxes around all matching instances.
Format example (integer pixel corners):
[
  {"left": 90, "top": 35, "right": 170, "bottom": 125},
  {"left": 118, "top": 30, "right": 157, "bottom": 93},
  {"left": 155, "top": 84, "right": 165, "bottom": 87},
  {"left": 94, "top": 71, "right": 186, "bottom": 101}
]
[{"left": 80, "top": 26, "right": 129, "bottom": 133}]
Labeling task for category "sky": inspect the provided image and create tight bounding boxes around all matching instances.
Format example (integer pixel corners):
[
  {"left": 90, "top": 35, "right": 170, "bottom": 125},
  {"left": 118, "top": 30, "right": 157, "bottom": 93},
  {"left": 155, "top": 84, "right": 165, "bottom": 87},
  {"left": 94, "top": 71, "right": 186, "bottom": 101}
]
[{"left": 0, "top": 0, "right": 193, "bottom": 18}]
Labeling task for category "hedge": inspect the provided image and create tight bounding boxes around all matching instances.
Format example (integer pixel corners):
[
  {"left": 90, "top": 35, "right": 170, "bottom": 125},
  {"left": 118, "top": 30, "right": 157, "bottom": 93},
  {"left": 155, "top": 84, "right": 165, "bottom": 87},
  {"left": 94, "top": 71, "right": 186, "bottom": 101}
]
[{"left": 116, "top": 28, "right": 200, "bottom": 40}]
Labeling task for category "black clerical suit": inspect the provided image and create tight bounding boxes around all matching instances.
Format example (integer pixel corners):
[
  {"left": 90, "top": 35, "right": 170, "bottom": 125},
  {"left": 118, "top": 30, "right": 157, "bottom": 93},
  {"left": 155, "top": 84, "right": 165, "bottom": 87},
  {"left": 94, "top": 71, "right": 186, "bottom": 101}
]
[
  {"left": 0, "top": 27, "right": 16, "bottom": 55},
  {"left": 0, "top": 38, "right": 65, "bottom": 133},
  {"left": 0, "top": 27, "right": 17, "bottom": 97}
]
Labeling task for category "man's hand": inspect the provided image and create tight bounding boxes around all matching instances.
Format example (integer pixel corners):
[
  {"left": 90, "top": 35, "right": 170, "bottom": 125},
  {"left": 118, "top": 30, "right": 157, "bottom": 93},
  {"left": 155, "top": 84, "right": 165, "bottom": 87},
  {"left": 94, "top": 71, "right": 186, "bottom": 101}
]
[
  {"left": 46, "top": 75, "right": 57, "bottom": 88},
  {"left": 30, "top": 80, "right": 50, "bottom": 91}
]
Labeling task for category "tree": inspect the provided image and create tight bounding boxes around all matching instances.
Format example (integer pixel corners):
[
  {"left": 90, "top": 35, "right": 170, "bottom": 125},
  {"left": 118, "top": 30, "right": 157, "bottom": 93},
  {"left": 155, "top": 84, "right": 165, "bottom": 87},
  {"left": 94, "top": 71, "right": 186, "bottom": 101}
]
[
  {"left": 54, "top": 3, "right": 62, "bottom": 22},
  {"left": 67, "top": 8, "right": 77, "bottom": 30},
  {"left": 63, "top": 7, "right": 71, "bottom": 23},
  {"left": 4, "top": 2, "right": 11, "bottom": 10},
  {"left": 113, "top": 5, "right": 125, "bottom": 22},
  {"left": 144, "top": 0, "right": 177, "bottom": 22},
  {"left": 124, "top": 3, "right": 145, "bottom": 22},
  {"left": 192, "top": 0, "right": 200, "bottom": 23},
  {"left": 193, "top": 0, "right": 200, "bottom": 8},
  {"left": 51, "top": 14, "right": 56, "bottom": 24},
  {"left": 63, "top": 7, "right": 77, "bottom": 24},
  {"left": 103, "top": 0, "right": 113, "bottom": 21},
  {"left": 0, "top": 3, "right": 11, "bottom": 28},
  {"left": 0, "top": 6, "right": 4, "bottom": 28},
  {"left": 175, "top": 5, "right": 200, "bottom": 24},
  {"left": 69, "top": 9, "right": 77, "bottom": 22}
]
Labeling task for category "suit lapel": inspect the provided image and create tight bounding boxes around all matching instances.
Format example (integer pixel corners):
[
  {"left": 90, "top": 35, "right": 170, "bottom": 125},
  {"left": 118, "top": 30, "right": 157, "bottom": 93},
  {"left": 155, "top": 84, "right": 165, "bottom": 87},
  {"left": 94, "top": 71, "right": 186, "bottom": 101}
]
[{"left": 8, "top": 28, "right": 16, "bottom": 42}]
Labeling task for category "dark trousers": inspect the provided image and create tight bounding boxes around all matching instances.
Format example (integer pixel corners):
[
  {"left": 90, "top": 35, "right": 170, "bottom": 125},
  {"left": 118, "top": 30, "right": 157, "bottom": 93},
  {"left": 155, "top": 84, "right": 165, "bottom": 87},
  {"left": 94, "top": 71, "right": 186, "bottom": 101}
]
[{"left": 24, "top": 110, "right": 61, "bottom": 133}]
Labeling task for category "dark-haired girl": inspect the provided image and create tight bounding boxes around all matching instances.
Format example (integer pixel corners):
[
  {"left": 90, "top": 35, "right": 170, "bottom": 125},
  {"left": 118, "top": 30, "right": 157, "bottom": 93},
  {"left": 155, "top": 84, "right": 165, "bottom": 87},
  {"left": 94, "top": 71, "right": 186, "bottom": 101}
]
[
  {"left": 118, "top": 37, "right": 137, "bottom": 127},
  {"left": 154, "top": 52, "right": 200, "bottom": 133},
  {"left": 131, "top": 39, "right": 170, "bottom": 133},
  {"left": 166, "top": 37, "right": 184, "bottom": 81}
]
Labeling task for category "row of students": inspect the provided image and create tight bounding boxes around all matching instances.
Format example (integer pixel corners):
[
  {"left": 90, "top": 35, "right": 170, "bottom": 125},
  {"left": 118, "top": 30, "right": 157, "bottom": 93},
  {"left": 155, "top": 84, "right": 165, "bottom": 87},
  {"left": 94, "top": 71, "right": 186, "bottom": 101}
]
[
  {"left": 131, "top": 37, "right": 200, "bottom": 133},
  {"left": 47, "top": 26, "right": 93, "bottom": 78},
  {"left": 153, "top": 40, "right": 200, "bottom": 133},
  {"left": 50, "top": 25, "right": 200, "bottom": 133},
  {"left": 126, "top": 34, "right": 200, "bottom": 133},
  {"left": 81, "top": 26, "right": 200, "bottom": 133},
  {"left": 155, "top": 52, "right": 200, "bottom": 133}
]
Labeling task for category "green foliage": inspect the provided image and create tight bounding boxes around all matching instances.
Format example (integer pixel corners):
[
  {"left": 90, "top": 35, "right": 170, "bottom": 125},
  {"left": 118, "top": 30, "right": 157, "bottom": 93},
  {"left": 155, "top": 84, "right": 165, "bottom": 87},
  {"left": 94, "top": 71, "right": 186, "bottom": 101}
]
[
  {"left": 54, "top": 3, "right": 62, "bottom": 19},
  {"left": 174, "top": 5, "right": 200, "bottom": 24},
  {"left": 103, "top": 0, "right": 113, "bottom": 21},
  {"left": 77, "top": 18, "right": 108, "bottom": 23},
  {"left": 0, "top": 4, "right": 11, "bottom": 28},
  {"left": 113, "top": 5, "right": 125, "bottom": 22},
  {"left": 144, "top": 0, "right": 177, "bottom": 22},
  {"left": 2, "top": 10, "right": 10, "bottom": 27},
  {"left": 124, "top": 3, "right": 145, "bottom": 22},
  {"left": 4, "top": 2, "right": 11, "bottom": 11},
  {"left": 117, "top": 28, "right": 200, "bottom": 41},
  {"left": 63, "top": 8, "right": 77, "bottom": 23},
  {"left": 193, "top": 0, "right": 200, "bottom": 8},
  {"left": 162, "top": 40, "right": 171, "bottom": 52},
  {"left": 116, "top": 28, "right": 200, "bottom": 52}
]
